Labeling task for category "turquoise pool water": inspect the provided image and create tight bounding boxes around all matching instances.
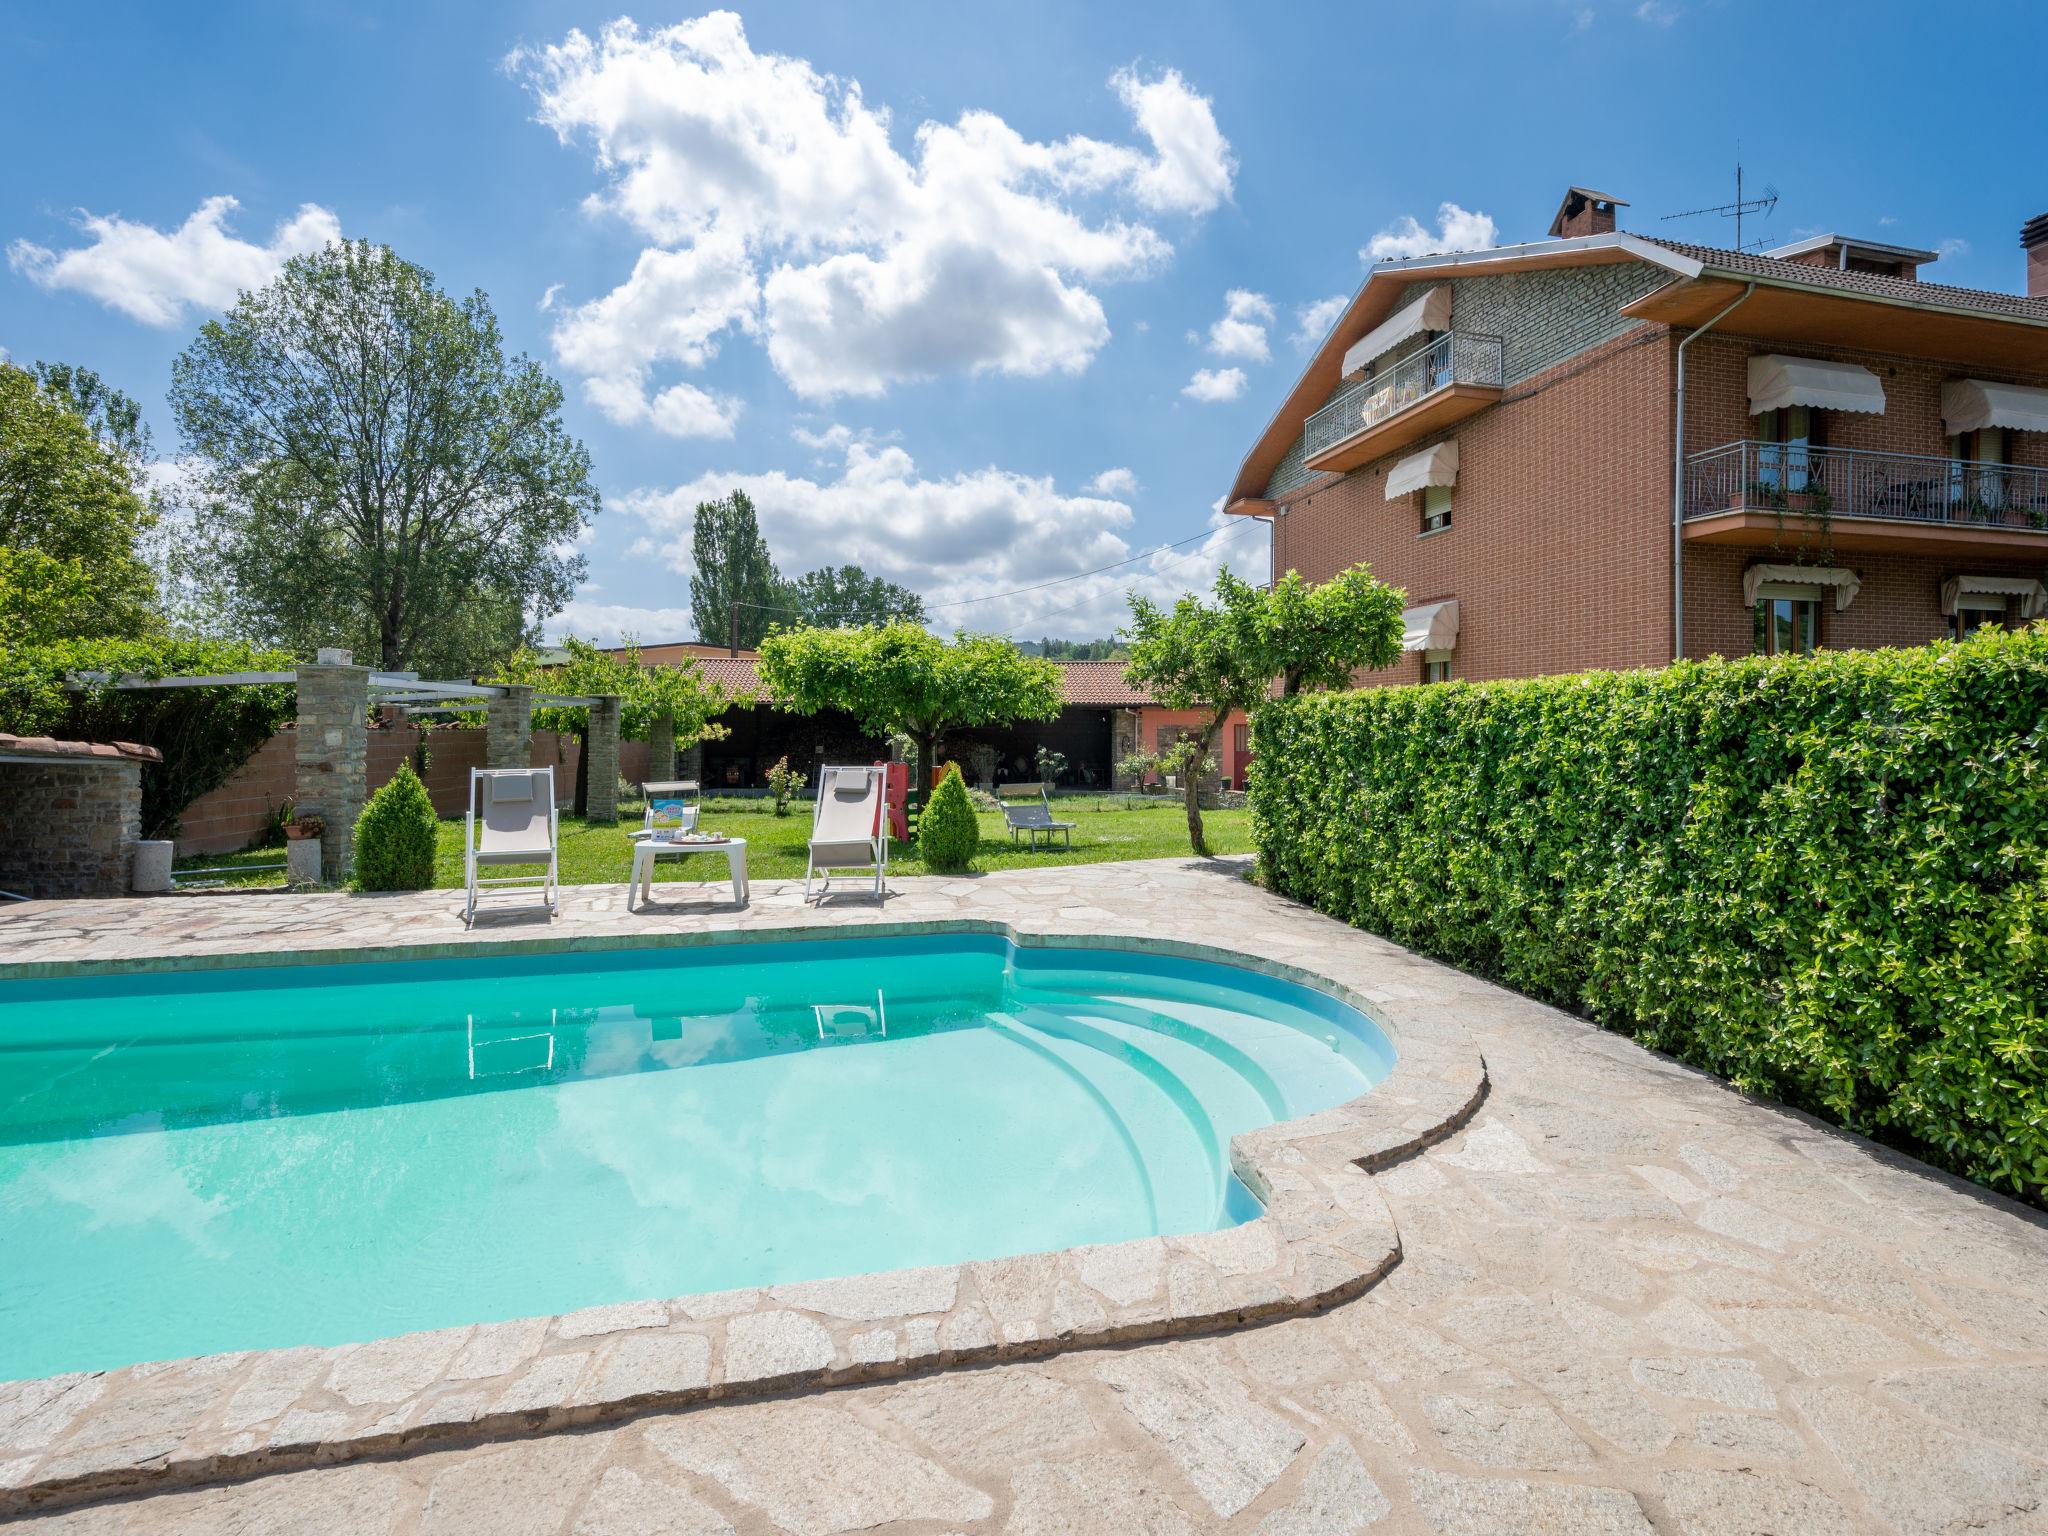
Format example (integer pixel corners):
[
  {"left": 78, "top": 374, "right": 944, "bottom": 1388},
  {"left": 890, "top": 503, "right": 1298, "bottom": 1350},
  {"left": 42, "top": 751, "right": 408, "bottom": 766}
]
[{"left": 0, "top": 935, "right": 1392, "bottom": 1380}]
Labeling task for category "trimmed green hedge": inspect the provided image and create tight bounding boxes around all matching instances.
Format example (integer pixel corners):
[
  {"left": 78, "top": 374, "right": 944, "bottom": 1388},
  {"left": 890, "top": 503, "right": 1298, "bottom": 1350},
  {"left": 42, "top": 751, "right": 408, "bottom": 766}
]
[{"left": 1250, "top": 627, "right": 2048, "bottom": 1202}]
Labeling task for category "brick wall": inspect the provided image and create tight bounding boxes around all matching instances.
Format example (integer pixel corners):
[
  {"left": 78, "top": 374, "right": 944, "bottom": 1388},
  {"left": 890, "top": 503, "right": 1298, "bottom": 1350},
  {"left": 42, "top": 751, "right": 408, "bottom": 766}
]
[
  {"left": 1271, "top": 326, "right": 1675, "bottom": 684},
  {"left": 1684, "top": 545, "right": 2045, "bottom": 657},
  {"left": 175, "top": 723, "right": 592, "bottom": 857},
  {"left": 0, "top": 759, "right": 142, "bottom": 897},
  {"left": 1682, "top": 331, "right": 2048, "bottom": 464}
]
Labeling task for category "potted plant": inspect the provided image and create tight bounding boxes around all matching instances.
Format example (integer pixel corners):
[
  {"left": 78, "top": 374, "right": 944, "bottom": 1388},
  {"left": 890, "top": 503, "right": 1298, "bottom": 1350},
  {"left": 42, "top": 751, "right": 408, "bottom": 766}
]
[{"left": 284, "top": 813, "right": 326, "bottom": 884}]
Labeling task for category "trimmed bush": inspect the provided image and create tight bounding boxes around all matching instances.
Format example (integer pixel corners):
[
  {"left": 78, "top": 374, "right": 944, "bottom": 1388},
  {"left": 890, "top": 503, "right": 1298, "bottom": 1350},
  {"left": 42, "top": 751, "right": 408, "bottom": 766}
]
[
  {"left": 352, "top": 763, "right": 438, "bottom": 891},
  {"left": 1250, "top": 627, "right": 2048, "bottom": 1202},
  {"left": 918, "top": 764, "right": 980, "bottom": 872}
]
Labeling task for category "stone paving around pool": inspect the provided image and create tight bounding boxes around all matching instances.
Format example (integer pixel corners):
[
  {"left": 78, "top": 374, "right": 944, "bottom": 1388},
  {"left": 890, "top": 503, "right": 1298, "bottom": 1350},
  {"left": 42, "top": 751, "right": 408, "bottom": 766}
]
[{"left": 7, "top": 860, "right": 2048, "bottom": 1534}]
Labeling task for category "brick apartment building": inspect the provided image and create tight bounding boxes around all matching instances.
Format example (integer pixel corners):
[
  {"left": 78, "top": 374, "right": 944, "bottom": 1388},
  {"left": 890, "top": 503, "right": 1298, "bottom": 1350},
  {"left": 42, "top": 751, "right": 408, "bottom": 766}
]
[{"left": 1224, "top": 189, "right": 2048, "bottom": 683}]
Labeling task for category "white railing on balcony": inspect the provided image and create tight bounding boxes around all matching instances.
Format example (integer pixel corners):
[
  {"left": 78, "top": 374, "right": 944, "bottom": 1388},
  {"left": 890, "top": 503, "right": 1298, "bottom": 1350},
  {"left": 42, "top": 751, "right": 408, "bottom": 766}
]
[
  {"left": 1303, "top": 332, "right": 1504, "bottom": 461},
  {"left": 1684, "top": 442, "right": 2048, "bottom": 532}
]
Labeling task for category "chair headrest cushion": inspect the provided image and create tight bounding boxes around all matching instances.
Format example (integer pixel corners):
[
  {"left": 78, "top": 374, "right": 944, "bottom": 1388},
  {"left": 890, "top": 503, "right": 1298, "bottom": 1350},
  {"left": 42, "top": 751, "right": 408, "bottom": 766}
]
[{"left": 488, "top": 774, "right": 535, "bottom": 804}]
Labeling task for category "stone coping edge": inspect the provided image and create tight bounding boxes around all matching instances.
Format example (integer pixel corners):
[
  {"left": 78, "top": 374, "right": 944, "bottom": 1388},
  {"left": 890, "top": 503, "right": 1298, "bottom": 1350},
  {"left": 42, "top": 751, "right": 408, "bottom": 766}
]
[{"left": 0, "top": 922, "right": 1488, "bottom": 1517}]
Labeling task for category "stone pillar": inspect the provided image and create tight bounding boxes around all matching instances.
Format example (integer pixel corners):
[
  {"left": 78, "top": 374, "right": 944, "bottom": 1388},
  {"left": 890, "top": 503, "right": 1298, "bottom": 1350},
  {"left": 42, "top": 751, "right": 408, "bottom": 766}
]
[
  {"left": 486, "top": 684, "right": 534, "bottom": 769},
  {"left": 646, "top": 709, "right": 676, "bottom": 783},
  {"left": 295, "top": 648, "right": 370, "bottom": 880},
  {"left": 585, "top": 694, "right": 623, "bottom": 824},
  {"left": 677, "top": 741, "right": 704, "bottom": 787}
]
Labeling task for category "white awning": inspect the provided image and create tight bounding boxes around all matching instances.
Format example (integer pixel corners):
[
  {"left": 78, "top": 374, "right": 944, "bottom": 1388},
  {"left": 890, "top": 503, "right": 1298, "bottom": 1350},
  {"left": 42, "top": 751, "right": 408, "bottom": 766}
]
[
  {"left": 1385, "top": 441, "right": 1460, "bottom": 500},
  {"left": 1941, "top": 379, "right": 2048, "bottom": 436},
  {"left": 1400, "top": 600, "right": 1460, "bottom": 653},
  {"left": 1342, "top": 286, "right": 1452, "bottom": 376},
  {"left": 1747, "top": 354, "right": 1887, "bottom": 416},
  {"left": 1742, "top": 563, "right": 1861, "bottom": 612},
  {"left": 1941, "top": 574, "right": 2047, "bottom": 619}
]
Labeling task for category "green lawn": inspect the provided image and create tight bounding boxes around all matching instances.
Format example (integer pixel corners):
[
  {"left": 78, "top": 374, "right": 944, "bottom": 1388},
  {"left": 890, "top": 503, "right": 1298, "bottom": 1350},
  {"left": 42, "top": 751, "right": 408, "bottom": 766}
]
[{"left": 172, "top": 795, "right": 1249, "bottom": 891}]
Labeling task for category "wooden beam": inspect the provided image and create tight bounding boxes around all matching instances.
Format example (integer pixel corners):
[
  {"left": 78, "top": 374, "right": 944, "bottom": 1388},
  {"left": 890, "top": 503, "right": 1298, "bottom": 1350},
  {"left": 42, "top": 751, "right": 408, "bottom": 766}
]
[{"left": 67, "top": 671, "right": 298, "bottom": 690}]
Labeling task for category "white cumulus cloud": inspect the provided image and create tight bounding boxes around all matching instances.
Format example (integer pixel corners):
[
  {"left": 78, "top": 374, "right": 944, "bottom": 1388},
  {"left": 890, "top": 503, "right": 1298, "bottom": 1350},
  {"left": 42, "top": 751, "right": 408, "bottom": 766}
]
[
  {"left": 547, "top": 601, "right": 701, "bottom": 646},
  {"left": 513, "top": 13, "right": 1234, "bottom": 408},
  {"left": 1292, "top": 293, "right": 1348, "bottom": 349},
  {"left": 1182, "top": 366, "right": 1247, "bottom": 403},
  {"left": 1085, "top": 466, "right": 1140, "bottom": 496},
  {"left": 607, "top": 435, "right": 1261, "bottom": 639},
  {"left": 8, "top": 195, "right": 341, "bottom": 326},
  {"left": 1202, "top": 288, "right": 1273, "bottom": 362},
  {"left": 1362, "top": 202, "right": 1499, "bottom": 264}
]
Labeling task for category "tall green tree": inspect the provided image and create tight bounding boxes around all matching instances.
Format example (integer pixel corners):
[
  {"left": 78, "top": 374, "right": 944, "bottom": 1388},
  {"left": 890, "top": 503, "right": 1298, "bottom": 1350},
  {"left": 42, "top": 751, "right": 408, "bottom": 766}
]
[
  {"left": 0, "top": 363, "right": 159, "bottom": 643},
  {"left": 690, "top": 489, "right": 786, "bottom": 649},
  {"left": 169, "top": 238, "right": 597, "bottom": 675},
  {"left": 30, "top": 362, "right": 155, "bottom": 467},
  {"left": 1125, "top": 565, "right": 1403, "bottom": 855},
  {"left": 757, "top": 622, "right": 1062, "bottom": 806},
  {"left": 786, "top": 565, "right": 927, "bottom": 627}
]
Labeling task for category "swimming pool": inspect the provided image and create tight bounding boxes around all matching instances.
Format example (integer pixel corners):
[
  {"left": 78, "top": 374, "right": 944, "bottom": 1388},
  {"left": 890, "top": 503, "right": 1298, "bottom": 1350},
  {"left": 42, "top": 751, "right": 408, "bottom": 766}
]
[{"left": 0, "top": 934, "right": 1392, "bottom": 1381}]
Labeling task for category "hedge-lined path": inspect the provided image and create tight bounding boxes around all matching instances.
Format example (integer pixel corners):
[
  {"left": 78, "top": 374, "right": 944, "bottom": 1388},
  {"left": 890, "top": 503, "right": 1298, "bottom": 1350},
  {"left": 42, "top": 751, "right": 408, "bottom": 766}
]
[{"left": 9, "top": 860, "right": 2048, "bottom": 1533}]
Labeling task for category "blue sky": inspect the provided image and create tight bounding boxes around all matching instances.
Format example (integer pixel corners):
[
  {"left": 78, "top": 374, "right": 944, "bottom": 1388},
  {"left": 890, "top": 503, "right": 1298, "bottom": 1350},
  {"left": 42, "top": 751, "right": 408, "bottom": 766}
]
[{"left": 5, "top": 0, "right": 2044, "bottom": 643}]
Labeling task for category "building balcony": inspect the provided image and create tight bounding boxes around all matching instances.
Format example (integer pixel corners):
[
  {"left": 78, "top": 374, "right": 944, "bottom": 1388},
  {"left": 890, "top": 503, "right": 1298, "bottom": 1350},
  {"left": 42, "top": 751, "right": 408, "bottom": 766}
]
[
  {"left": 1301, "top": 332, "right": 1505, "bottom": 475},
  {"left": 1682, "top": 441, "right": 2048, "bottom": 559}
]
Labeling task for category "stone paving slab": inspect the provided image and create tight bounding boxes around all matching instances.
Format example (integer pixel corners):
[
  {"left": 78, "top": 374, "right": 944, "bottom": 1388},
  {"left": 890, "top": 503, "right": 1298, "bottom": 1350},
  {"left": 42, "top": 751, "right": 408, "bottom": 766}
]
[{"left": 8, "top": 860, "right": 2048, "bottom": 1534}]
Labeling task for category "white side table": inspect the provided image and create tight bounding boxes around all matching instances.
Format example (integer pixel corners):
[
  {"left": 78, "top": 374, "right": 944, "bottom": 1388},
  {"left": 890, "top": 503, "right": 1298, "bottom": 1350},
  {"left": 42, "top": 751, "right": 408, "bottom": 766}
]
[{"left": 629, "top": 836, "right": 748, "bottom": 909}]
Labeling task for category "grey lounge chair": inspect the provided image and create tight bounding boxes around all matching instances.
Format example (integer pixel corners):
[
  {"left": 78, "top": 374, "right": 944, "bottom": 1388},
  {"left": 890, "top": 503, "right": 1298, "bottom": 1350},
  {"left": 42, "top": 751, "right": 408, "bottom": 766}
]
[
  {"left": 997, "top": 781, "right": 1075, "bottom": 851},
  {"left": 463, "top": 767, "right": 559, "bottom": 926},
  {"left": 805, "top": 765, "right": 888, "bottom": 902}
]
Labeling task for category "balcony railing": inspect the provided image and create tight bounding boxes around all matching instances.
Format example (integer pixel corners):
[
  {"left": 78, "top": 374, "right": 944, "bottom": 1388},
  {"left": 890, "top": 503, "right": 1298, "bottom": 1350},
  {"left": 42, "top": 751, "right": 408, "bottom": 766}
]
[
  {"left": 1685, "top": 441, "right": 2048, "bottom": 532},
  {"left": 1303, "top": 332, "right": 1505, "bottom": 462}
]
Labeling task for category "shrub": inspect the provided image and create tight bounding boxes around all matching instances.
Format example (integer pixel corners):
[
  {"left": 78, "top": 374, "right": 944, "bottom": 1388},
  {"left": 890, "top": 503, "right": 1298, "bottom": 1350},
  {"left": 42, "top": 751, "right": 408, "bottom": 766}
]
[
  {"left": 1250, "top": 628, "right": 2048, "bottom": 1203},
  {"left": 352, "top": 763, "right": 438, "bottom": 891},
  {"left": 765, "top": 755, "right": 802, "bottom": 815},
  {"left": 918, "top": 764, "right": 980, "bottom": 872}
]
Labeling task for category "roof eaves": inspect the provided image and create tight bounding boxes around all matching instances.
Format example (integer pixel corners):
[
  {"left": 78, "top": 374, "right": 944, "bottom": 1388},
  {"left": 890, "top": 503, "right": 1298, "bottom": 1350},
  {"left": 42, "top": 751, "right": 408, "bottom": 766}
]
[{"left": 1690, "top": 258, "right": 2048, "bottom": 329}]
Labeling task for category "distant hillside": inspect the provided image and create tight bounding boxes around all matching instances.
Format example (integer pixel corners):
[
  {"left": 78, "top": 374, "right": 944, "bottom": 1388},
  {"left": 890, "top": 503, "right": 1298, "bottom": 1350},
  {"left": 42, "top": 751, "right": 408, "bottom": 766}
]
[{"left": 1015, "top": 637, "right": 1126, "bottom": 661}]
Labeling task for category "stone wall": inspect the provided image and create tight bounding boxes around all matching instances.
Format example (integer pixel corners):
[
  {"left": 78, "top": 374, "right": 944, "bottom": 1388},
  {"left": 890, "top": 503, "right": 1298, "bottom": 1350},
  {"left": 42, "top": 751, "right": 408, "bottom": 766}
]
[
  {"left": 294, "top": 658, "right": 370, "bottom": 880},
  {"left": 584, "top": 696, "right": 622, "bottom": 824},
  {"left": 0, "top": 759, "right": 142, "bottom": 898}
]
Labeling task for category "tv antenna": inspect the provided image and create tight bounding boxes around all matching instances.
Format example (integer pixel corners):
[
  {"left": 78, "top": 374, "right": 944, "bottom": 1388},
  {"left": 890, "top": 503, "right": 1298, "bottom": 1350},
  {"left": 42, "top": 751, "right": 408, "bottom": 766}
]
[{"left": 1662, "top": 159, "right": 1779, "bottom": 250}]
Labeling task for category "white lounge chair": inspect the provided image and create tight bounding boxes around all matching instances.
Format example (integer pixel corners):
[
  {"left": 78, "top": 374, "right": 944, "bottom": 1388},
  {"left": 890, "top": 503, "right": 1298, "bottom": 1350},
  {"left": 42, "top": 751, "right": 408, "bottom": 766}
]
[
  {"left": 463, "top": 767, "right": 560, "bottom": 926},
  {"left": 630, "top": 780, "right": 700, "bottom": 842},
  {"left": 805, "top": 764, "right": 887, "bottom": 902}
]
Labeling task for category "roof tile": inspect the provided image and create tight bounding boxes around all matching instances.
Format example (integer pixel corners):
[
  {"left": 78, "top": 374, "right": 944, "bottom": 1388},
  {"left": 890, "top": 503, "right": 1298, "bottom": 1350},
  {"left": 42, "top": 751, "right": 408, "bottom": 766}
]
[{"left": 1642, "top": 236, "right": 2048, "bottom": 321}]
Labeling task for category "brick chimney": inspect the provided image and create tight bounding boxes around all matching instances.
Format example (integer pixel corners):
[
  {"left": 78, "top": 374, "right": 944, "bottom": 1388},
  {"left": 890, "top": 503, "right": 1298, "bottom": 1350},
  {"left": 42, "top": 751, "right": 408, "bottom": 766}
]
[
  {"left": 2025, "top": 213, "right": 2048, "bottom": 299},
  {"left": 1549, "top": 186, "right": 1628, "bottom": 240}
]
